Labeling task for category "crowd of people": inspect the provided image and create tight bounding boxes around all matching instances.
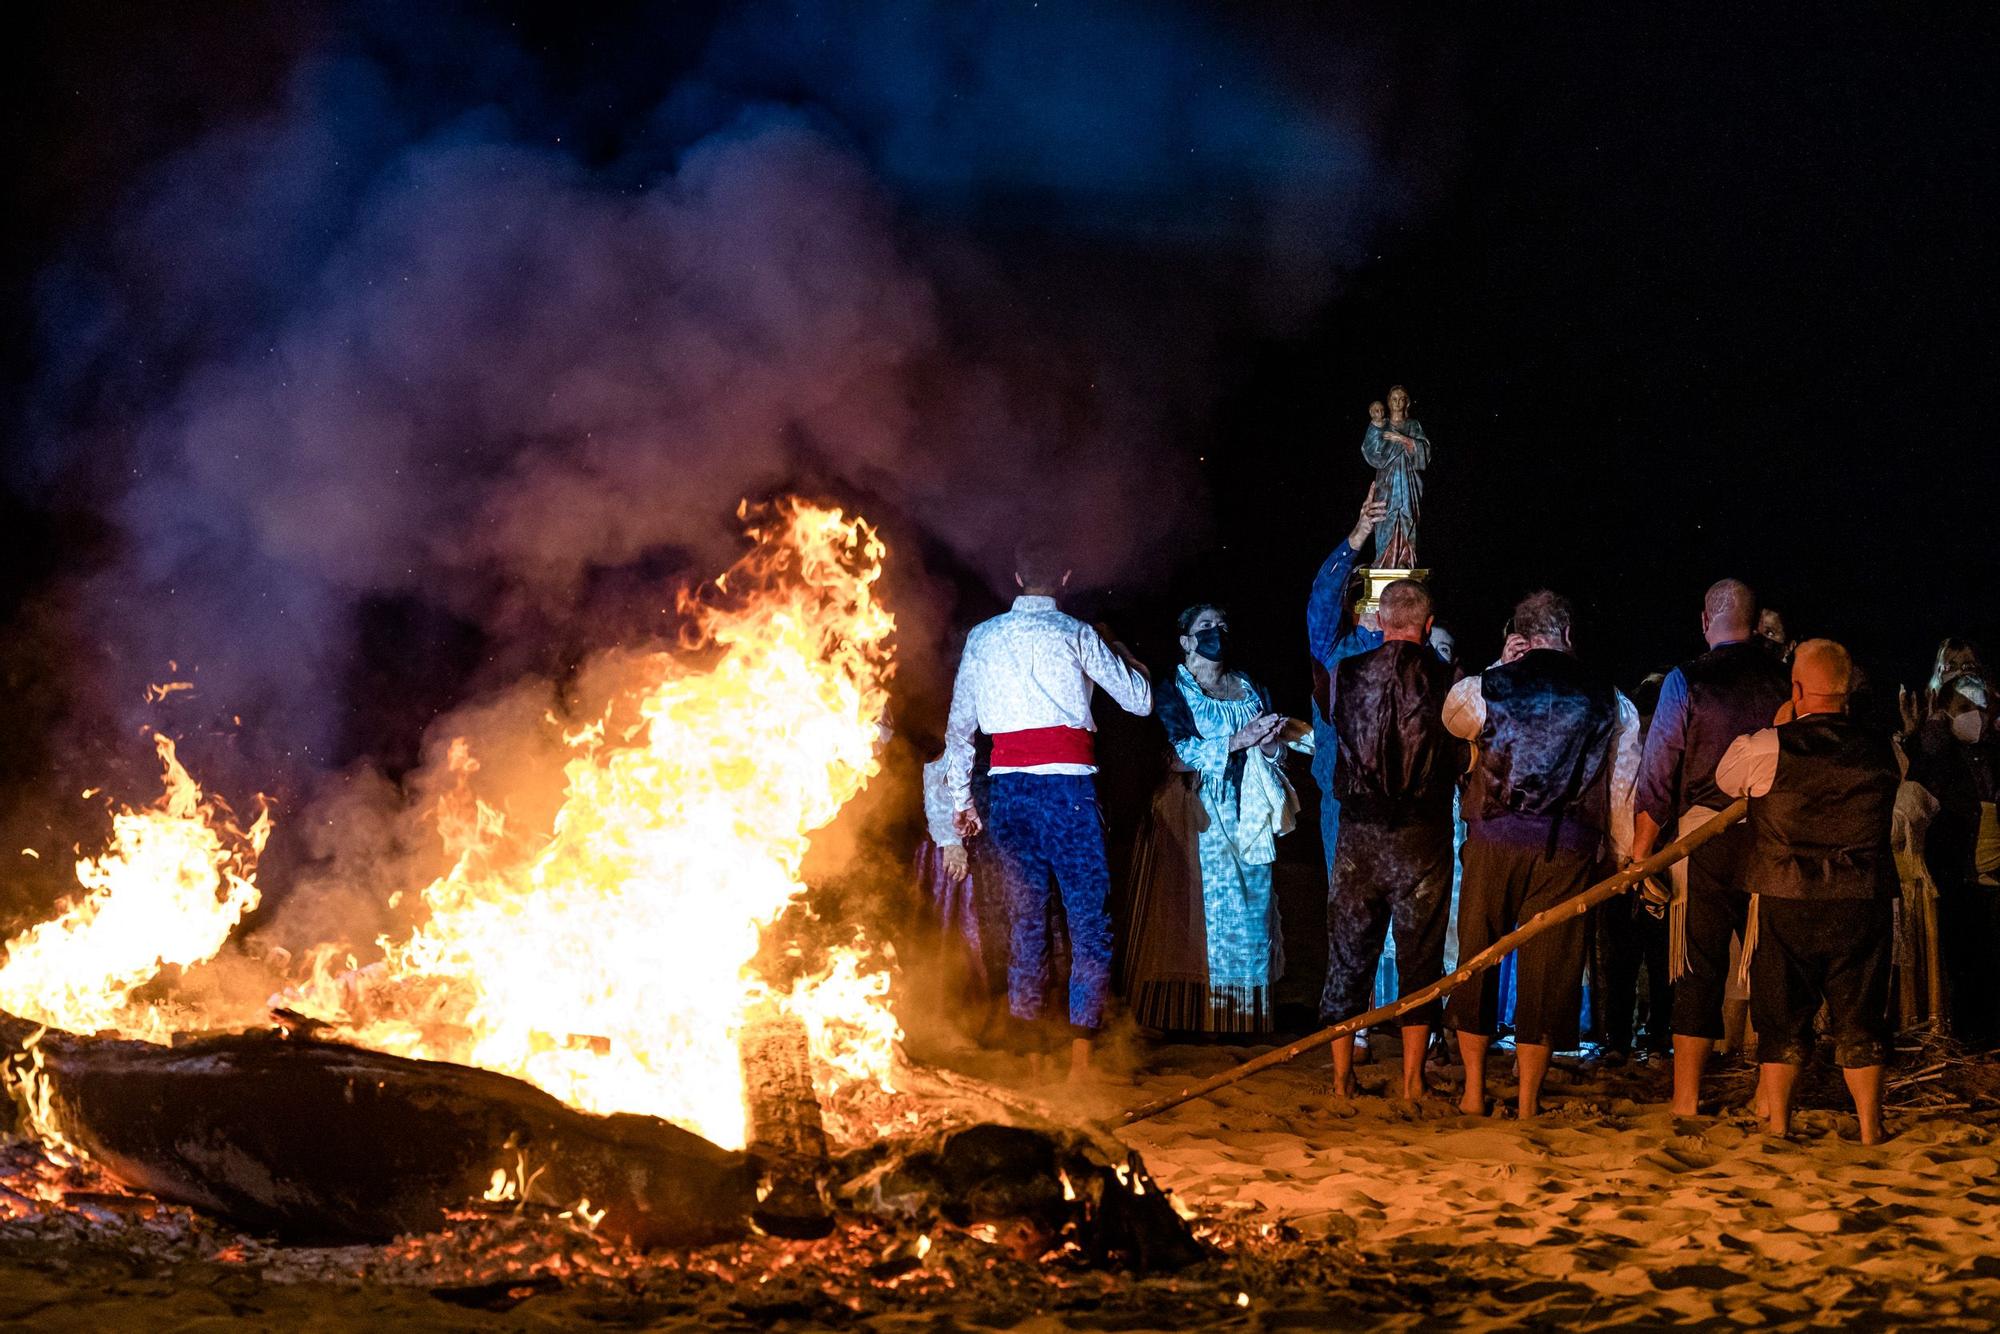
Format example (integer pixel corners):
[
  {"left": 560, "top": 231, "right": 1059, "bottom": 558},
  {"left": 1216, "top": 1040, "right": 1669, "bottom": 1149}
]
[{"left": 918, "top": 485, "right": 1998, "bottom": 1144}]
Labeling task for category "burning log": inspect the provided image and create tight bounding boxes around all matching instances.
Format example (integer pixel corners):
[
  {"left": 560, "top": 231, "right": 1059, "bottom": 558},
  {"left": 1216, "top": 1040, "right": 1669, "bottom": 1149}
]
[
  {"left": 0, "top": 1011, "right": 757, "bottom": 1249},
  {"left": 739, "top": 1003, "right": 834, "bottom": 1239},
  {"left": 839, "top": 1123, "right": 1205, "bottom": 1273}
]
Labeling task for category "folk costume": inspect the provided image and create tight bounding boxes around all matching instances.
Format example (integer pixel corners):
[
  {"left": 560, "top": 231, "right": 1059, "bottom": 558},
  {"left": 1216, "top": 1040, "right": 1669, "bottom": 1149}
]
[
  {"left": 1631, "top": 640, "right": 1790, "bottom": 1041},
  {"left": 1320, "top": 640, "right": 1465, "bottom": 1030},
  {"left": 1717, "top": 713, "right": 1899, "bottom": 1068},
  {"left": 1443, "top": 650, "right": 1641, "bottom": 1050},
  {"left": 1125, "top": 666, "right": 1299, "bottom": 1033},
  {"left": 944, "top": 596, "right": 1151, "bottom": 1034},
  {"left": 916, "top": 757, "right": 1010, "bottom": 1011}
]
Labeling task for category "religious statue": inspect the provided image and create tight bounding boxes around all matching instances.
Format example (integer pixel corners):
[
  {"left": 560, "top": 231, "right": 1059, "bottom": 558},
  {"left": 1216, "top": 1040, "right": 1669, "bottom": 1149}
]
[{"left": 1360, "top": 384, "right": 1430, "bottom": 569}]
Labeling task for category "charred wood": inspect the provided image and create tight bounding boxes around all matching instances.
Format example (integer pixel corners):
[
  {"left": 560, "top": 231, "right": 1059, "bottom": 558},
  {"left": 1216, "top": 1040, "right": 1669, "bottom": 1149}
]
[
  {"left": 0, "top": 1011, "right": 1200, "bottom": 1272},
  {"left": 739, "top": 1004, "right": 834, "bottom": 1240},
  {"left": 0, "top": 1011, "right": 756, "bottom": 1250},
  {"left": 838, "top": 1122, "right": 1204, "bottom": 1273}
]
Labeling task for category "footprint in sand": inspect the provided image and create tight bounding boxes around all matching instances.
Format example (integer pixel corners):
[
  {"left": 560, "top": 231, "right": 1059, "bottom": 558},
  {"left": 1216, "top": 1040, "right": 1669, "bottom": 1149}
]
[
  {"left": 1786, "top": 1209, "right": 1850, "bottom": 1235},
  {"left": 1650, "top": 1263, "right": 1748, "bottom": 1291},
  {"left": 1642, "top": 1142, "right": 1720, "bottom": 1172}
]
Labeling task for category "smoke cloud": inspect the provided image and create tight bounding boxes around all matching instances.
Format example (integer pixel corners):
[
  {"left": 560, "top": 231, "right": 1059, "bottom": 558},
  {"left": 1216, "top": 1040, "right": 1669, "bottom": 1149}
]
[{"left": 8, "top": 1, "right": 1391, "bottom": 939}]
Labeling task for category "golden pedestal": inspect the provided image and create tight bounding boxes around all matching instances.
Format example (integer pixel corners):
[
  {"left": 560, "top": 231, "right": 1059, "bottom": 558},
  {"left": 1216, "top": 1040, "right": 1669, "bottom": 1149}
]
[{"left": 1354, "top": 567, "right": 1429, "bottom": 618}]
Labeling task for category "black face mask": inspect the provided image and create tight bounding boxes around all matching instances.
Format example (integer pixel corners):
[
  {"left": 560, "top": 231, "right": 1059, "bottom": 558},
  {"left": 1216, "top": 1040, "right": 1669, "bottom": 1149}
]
[{"left": 1190, "top": 628, "right": 1228, "bottom": 662}]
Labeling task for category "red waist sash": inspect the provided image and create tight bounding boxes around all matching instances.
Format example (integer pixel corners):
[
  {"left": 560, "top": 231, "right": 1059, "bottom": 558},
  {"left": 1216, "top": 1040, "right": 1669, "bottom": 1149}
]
[{"left": 990, "top": 726, "right": 1096, "bottom": 768}]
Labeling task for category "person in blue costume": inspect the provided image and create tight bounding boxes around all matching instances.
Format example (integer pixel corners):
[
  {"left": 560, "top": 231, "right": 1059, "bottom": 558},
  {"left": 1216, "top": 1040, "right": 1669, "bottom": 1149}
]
[
  {"left": 1307, "top": 486, "right": 1390, "bottom": 1026},
  {"left": 1308, "top": 484, "right": 1391, "bottom": 869},
  {"left": 1125, "top": 605, "right": 1309, "bottom": 1034}
]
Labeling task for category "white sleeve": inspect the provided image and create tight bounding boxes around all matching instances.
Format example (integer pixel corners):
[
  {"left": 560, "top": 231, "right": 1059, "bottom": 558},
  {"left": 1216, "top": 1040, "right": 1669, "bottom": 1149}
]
[
  {"left": 922, "top": 760, "right": 961, "bottom": 847},
  {"left": 1443, "top": 675, "right": 1486, "bottom": 741},
  {"left": 1079, "top": 624, "right": 1153, "bottom": 717},
  {"left": 1715, "top": 729, "right": 1781, "bottom": 799},
  {"left": 1607, "top": 691, "right": 1643, "bottom": 860},
  {"left": 943, "top": 645, "right": 982, "bottom": 812}
]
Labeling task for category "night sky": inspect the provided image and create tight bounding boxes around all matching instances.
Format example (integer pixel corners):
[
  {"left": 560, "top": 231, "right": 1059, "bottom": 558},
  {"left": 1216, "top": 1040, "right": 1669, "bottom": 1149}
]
[
  {"left": 1196, "top": 6, "right": 1999, "bottom": 705},
  {"left": 1, "top": 3, "right": 1995, "bottom": 890}
]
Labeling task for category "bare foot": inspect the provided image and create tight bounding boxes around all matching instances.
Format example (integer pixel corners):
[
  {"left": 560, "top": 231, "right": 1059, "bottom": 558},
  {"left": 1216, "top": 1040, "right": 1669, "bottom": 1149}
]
[
  {"left": 1067, "top": 1036, "right": 1097, "bottom": 1084},
  {"left": 1669, "top": 1097, "right": 1702, "bottom": 1118},
  {"left": 1402, "top": 1078, "right": 1430, "bottom": 1103},
  {"left": 1333, "top": 1075, "right": 1358, "bottom": 1100},
  {"left": 1458, "top": 1091, "right": 1487, "bottom": 1117}
]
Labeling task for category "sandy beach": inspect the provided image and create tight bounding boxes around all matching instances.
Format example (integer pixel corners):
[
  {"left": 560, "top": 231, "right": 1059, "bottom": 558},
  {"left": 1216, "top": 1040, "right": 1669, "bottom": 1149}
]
[
  {"left": 1078, "top": 1036, "right": 2000, "bottom": 1328},
  {"left": 5, "top": 1035, "right": 2000, "bottom": 1330}
]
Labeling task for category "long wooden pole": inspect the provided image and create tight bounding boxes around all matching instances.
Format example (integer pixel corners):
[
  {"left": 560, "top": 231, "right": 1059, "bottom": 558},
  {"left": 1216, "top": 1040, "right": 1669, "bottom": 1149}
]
[{"left": 1119, "top": 798, "right": 1749, "bottom": 1126}]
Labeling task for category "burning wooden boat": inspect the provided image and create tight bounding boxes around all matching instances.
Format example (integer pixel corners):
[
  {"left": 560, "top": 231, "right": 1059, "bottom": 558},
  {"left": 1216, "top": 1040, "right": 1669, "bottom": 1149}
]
[
  {"left": 0, "top": 1009, "right": 757, "bottom": 1249},
  {"left": 0, "top": 1007, "right": 1200, "bottom": 1271}
]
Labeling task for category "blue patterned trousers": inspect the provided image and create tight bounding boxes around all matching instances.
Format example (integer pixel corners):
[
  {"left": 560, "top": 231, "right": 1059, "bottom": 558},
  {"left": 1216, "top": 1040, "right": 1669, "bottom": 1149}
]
[{"left": 987, "top": 773, "right": 1113, "bottom": 1033}]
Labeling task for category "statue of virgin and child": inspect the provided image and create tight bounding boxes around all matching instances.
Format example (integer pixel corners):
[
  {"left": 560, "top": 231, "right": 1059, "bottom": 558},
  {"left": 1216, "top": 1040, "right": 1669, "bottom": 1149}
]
[{"left": 1360, "top": 384, "right": 1431, "bottom": 570}]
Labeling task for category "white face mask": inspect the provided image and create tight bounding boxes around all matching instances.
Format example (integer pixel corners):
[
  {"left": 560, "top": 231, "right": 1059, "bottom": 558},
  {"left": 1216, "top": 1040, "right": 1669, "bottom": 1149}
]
[{"left": 1953, "top": 710, "right": 1989, "bottom": 744}]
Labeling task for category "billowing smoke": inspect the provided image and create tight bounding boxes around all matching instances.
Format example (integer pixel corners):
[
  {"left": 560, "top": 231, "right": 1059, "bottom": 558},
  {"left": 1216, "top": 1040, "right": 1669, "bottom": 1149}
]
[{"left": 7, "top": 1, "right": 1392, "bottom": 943}]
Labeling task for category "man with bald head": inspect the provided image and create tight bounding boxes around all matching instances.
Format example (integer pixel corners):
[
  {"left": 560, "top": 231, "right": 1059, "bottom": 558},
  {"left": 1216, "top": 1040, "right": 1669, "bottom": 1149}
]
[
  {"left": 1631, "top": 578, "right": 1792, "bottom": 1114},
  {"left": 1717, "top": 639, "right": 1898, "bottom": 1143},
  {"left": 1324, "top": 578, "right": 1464, "bottom": 1100}
]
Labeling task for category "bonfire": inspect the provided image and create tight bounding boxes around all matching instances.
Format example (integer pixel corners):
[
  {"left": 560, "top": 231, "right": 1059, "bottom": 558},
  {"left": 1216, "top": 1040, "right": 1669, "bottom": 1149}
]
[{"left": 0, "top": 500, "right": 1196, "bottom": 1284}]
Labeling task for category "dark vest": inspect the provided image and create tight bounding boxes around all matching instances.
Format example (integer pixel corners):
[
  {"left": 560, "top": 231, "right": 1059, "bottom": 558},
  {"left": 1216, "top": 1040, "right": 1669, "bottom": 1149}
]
[
  {"left": 1677, "top": 641, "right": 1791, "bottom": 814},
  {"left": 1745, "top": 714, "right": 1898, "bottom": 900},
  {"left": 1332, "top": 641, "right": 1463, "bottom": 824},
  {"left": 1476, "top": 649, "right": 1619, "bottom": 835}
]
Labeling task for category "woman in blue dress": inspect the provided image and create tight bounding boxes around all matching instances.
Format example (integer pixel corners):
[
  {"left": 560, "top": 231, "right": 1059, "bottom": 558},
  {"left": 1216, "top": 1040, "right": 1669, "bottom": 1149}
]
[{"left": 1124, "top": 604, "right": 1306, "bottom": 1034}]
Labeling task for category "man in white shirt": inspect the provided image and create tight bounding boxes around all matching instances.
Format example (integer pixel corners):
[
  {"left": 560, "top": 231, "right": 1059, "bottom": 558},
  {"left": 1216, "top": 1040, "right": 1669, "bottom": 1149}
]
[
  {"left": 1441, "top": 590, "right": 1641, "bottom": 1118},
  {"left": 944, "top": 540, "right": 1152, "bottom": 1077},
  {"left": 1715, "top": 639, "right": 1898, "bottom": 1144}
]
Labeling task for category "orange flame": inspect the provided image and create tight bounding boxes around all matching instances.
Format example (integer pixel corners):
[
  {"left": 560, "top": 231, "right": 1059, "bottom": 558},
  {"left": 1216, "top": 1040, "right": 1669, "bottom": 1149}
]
[
  {"left": 0, "top": 501, "right": 901, "bottom": 1155},
  {"left": 0, "top": 734, "right": 269, "bottom": 1042},
  {"left": 285, "top": 500, "right": 902, "bottom": 1147}
]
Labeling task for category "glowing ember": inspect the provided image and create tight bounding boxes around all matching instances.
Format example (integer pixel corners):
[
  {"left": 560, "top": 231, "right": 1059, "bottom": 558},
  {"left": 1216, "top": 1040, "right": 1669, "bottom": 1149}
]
[
  {"left": 0, "top": 734, "right": 269, "bottom": 1043},
  {"left": 287, "top": 500, "right": 903, "bottom": 1147}
]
